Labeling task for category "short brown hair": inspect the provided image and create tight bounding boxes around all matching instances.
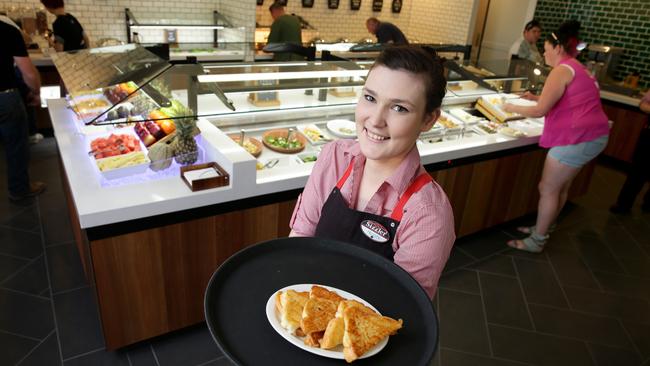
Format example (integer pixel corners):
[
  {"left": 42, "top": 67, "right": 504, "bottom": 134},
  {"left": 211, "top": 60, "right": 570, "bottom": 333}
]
[
  {"left": 269, "top": 2, "right": 285, "bottom": 12},
  {"left": 372, "top": 45, "right": 446, "bottom": 114},
  {"left": 40, "top": 0, "right": 64, "bottom": 9}
]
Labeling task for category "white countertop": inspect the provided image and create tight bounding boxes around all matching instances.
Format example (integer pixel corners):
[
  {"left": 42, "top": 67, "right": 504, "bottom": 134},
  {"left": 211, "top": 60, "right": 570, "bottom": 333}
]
[
  {"left": 49, "top": 97, "right": 542, "bottom": 229},
  {"left": 600, "top": 90, "right": 642, "bottom": 107}
]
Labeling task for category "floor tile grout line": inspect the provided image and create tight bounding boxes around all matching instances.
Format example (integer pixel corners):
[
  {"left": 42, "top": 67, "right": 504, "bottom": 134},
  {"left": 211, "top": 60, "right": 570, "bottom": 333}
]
[
  {"left": 0, "top": 251, "right": 34, "bottom": 261},
  {"left": 454, "top": 245, "right": 479, "bottom": 261},
  {"left": 439, "top": 346, "right": 533, "bottom": 365},
  {"left": 545, "top": 248, "right": 573, "bottom": 310},
  {"left": 14, "top": 329, "right": 56, "bottom": 366},
  {"left": 562, "top": 284, "right": 650, "bottom": 305},
  {"left": 0, "top": 328, "right": 43, "bottom": 342},
  {"left": 526, "top": 301, "right": 650, "bottom": 327},
  {"left": 488, "top": 322, "right": 638, "bottom": 351},
  {"left": 35, "top": 199, "right": 65, "bottom": 366},
  {"left": 567, "top": 234, "right": 606, "bottom": 292},
  {"left": 617, "top": 318, "right": 644, "bottom": 360},
  {"left": 437, "top": 286, "right": 479, "bottom": 296},
  {"left": 511, "top": 256, "right": 537, "bottom": 332},
  {"left": 61, "top": 346, "right": 106, "bottom": 362},
  {"left": 52, "top": 285, "right": 91, "bottom": 297},
  {"left": 0, "top": 286, "right": 51, "bottom": 301},
  {"left": 475, "top": 270, "right": 494, "bottom": 357},
  {"left": 44, "top": 240, "right": 77, "bottom": 249},
  {"left": 150, "top": 343, "right": 162, "bottom": 366},
  {"left": 0, "top": 253, "right": 44, "bottom": 287},
  {"left": 465, "top": 267, "right": 518, "bottom": 279},
  {"left": 612, "top": 214, "right": 650, "bottom": 258},
  {"left": 0, "top": 223, "right": 41, "bottom": 235}
]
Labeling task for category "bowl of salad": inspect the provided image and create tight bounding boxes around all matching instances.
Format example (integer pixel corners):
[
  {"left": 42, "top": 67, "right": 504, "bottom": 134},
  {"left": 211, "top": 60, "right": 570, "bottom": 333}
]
[{"left": 262, "top": 129, "right": 306, "bottom": 154}]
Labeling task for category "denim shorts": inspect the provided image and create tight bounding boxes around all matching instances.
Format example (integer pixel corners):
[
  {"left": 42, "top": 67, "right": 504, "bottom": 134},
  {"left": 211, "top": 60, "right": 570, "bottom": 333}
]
[{"left": 548, "top": 135, "right": 609, "bottom": 168}]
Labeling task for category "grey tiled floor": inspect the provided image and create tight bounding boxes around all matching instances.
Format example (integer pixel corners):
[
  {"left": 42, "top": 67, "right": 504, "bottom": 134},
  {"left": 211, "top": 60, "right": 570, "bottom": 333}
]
[{"left": 1, "top": 138, "right": 650, "bottom": 366}]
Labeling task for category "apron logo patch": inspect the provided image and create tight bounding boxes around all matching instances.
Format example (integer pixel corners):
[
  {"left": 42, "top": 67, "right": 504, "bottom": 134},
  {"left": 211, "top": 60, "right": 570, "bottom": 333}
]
[{"left": 360, "top": 220, "right": 390, "bottom": 243}]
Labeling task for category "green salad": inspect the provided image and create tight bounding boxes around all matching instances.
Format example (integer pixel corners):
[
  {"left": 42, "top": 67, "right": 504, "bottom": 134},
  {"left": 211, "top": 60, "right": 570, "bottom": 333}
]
[{"left": 266, "top": 136, "right": 303, "bottom": 149}]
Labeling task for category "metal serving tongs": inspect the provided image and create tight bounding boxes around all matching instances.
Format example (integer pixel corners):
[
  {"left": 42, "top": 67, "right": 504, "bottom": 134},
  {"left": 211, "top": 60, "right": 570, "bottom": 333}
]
[
  {"left": 238, "top": 129, "right": 245, "bottom": 146},
  {"left": 262, "top": 158, "right": 279, "bottom": 169}
]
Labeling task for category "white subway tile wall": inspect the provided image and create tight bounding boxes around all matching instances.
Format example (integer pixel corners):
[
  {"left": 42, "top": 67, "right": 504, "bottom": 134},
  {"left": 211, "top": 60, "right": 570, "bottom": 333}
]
[
  {"left": 1, "top": 0, "right": 256, "bottom": 45},
  {"left": 3, "top": 0, "right": 475, "bottom": 47},
  {"left": 255, "top": 0, "right": 474, "bottom": 44}
]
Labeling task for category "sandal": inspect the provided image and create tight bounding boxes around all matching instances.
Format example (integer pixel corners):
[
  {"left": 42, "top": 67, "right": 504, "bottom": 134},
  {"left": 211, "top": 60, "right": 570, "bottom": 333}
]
[
  {"left": 507, "top": 232, "right": 549, "bottom": 253},
  {"left": 516, "top": 223, "right": 557, "bottom": 235}
]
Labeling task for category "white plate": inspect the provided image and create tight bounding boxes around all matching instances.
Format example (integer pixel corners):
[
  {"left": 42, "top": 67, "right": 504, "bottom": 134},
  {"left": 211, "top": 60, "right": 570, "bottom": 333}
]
[
  {"left": 326, "top": 119, "right": 357, "bottom": 139},
  {"left": 265, "top": 284, "right": 389, "bottom": 360}
]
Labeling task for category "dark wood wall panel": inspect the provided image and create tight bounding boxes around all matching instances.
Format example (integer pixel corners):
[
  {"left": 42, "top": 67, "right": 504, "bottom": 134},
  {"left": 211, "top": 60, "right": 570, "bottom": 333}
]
[{"left": 602, "top": 102, "right": 647, "bottom": 163}]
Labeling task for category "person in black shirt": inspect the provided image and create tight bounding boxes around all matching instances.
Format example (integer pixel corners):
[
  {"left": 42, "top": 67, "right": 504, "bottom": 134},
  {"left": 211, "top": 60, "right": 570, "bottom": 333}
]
[
  {"left": 366, "top": 17, "right": 408, "bottom": 44},
  {"left": 41, "top": 0, "right": 89, "bottom": 51},
  {"left": 0, "top": 21, "right": 46, "bottom": 201}
]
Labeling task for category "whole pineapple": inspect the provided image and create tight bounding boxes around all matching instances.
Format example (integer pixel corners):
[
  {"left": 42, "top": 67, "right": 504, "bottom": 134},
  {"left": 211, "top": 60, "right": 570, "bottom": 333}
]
[{"left": 173, "top": 117, "right": 198, "bottom": 165}]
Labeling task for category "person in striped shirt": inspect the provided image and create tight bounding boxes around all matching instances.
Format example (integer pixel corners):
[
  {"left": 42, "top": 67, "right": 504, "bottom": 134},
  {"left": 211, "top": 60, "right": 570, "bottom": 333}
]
[{"left": 290, "top": 45, "right": 455, "bottom": 298}]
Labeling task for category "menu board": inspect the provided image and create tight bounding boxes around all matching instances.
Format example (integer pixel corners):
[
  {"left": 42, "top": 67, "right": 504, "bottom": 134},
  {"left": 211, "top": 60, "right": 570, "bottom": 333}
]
[
  {"left": 372, "top": 0, "right": 383, "bottom": 11},
  {"left": 350, "top": 0, "right": 361, "bottom": 10},
  {"left": 302, "top": 0, "right": 314, "bottom": 7},
  {"left": 392, "top": 0, "right": 402, "bottom": 13},
  {"left": 328, "top": 0, "right": 340, "bottom": 9}
]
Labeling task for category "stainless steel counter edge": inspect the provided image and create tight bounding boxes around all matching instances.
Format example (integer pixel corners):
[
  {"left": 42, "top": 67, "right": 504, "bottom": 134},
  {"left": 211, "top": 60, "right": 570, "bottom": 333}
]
[{"left": 49, "top": 98, "right": 543, "bottom": 229}]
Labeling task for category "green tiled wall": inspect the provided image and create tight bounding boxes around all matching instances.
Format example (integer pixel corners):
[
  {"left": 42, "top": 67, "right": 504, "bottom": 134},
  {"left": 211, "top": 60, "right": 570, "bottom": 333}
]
[{"left": 534, "top": 0, "right": 649, "bottom": 89}]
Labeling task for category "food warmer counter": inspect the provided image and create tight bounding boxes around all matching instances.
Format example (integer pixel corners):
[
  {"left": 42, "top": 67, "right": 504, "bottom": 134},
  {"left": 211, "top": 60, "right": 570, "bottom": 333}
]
[{"left": 48, "top": 45, "right": 595, "bottom": 349}]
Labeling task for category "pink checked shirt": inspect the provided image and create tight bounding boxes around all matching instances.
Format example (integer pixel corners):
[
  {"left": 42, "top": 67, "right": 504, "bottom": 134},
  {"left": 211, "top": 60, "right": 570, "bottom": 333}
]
[{"left": 290, "top": 140, "right": 456, "bottom": 298}]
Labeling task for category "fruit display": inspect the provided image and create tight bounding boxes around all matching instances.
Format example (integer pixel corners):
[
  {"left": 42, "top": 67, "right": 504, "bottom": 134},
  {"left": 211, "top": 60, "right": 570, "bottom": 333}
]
[
  {"left": 133, "top": 122, "right": 158, "bottom": 147},
  {"left": 147, "top": 140, "right": 175, "bottom": 171},
  {"left": 89, "top": 133, "right": 142, "bottom": 159},
  {"left": 96, "top": 151, "right": 148, "bottom": 172},
  {"left": 104, "top": 82, "right": 139, "bottom": 104},
  {"left": 172, "top": 116, "right": 199, "bottom": 165}
]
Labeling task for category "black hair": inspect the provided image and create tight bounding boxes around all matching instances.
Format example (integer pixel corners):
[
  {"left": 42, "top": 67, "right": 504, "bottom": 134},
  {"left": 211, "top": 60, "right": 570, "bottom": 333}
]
[
  {"left": 371, "top": 45, "right": 447, "bottom": 115},
  {"left": 546, "top": 20, "right": 581, "bottom": 55},
  {"left": 524, "top": 19, "right": 541, "bottom": 31},
  {"left": 40, "top": 0, "right": 64, "bottom": 9}
]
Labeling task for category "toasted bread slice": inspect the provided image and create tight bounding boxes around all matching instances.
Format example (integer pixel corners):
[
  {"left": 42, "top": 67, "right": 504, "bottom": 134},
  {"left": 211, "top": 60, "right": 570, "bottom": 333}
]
[
  {"left": 301, "top": 297, "right": 338, "bottom": 335},
  {"left": 320, "top": 317, "right": 344, "bottom": 349},
  {"left": 336, "top": 300, "right": 377, "bottom": 318},
  {"left": 342, "top": 307, "right": 403, "bottom": 363},
  {"left": 310, "top": 285, "right": 345, "bottom": 303},
  {"left": 304, "top": 330, "right": 325, "bottom": 347},
  {"left": 278, "top": 290, "right": 309, "bottom": 335}
]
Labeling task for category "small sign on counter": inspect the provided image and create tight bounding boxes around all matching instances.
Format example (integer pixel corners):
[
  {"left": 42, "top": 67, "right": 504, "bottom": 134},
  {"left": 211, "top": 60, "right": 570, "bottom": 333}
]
[{"left": 181, "top": 162, "right": 229, "bottom": 191}]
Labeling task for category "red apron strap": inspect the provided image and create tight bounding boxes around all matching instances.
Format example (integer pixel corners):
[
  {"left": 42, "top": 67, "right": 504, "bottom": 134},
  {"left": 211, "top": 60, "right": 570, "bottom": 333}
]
[
  {"left": 390, "top": 173, "right": 433, "bottom": 221},
  {"left": 336, "top": 157, "right": 356, "bottom": 189}
]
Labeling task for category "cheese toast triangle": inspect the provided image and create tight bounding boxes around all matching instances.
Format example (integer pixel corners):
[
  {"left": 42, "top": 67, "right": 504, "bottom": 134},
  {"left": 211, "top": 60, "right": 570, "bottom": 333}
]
[
  {"left": 342, "top": 306, "right": 403, "bottom": 363},
  {"left": 300, "top": 297, "right": 339, "bottom": 336},
  {"left": 278, "top": 290, "right": 309, "bottom": 335}
]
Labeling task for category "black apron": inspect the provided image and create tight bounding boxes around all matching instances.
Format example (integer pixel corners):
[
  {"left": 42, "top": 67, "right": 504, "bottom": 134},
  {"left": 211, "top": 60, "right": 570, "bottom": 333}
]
[{"left": 314, "top": 157, "right": 433, "bottom": 261}]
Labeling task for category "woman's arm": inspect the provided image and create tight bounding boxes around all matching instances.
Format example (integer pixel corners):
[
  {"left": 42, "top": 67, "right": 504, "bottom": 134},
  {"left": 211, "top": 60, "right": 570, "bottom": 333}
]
[
  {"left": 503, "top": 64, "right": 573, "bottom": 118},
  {"left": 640, "top": 90, "right": 650, "bottom": 114}
]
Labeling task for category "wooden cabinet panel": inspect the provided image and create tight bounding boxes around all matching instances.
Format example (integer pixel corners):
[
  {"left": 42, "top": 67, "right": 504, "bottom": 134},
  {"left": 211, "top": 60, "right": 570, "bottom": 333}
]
[{"left": 602, "top": 102, "right": 647, "bottom": 163}]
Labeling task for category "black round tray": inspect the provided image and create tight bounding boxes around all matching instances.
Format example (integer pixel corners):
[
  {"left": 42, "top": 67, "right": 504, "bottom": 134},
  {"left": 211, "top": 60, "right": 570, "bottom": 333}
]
[{"left": 204, "top": 237, "right": 438, "bottom": 366}]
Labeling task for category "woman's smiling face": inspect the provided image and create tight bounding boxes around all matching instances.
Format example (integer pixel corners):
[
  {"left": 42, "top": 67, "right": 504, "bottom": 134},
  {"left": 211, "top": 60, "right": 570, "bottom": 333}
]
[{"left": 355, "top": 65, "right": 438, "bottom": 166}]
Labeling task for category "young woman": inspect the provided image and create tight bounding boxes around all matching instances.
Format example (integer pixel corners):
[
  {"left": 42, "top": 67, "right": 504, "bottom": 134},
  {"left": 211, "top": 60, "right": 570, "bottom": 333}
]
[
  {"left": 503, "top": 20, "right": 609, "bottom": 252},
  {"left": 290, "top": 45, "right": 455, "bottom": 298}
]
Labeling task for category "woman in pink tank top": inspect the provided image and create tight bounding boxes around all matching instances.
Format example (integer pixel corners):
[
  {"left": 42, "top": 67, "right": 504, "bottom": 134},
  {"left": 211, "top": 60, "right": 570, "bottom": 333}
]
[{"left": 502, "top": 20, "right": 609, "bottom": 253}]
